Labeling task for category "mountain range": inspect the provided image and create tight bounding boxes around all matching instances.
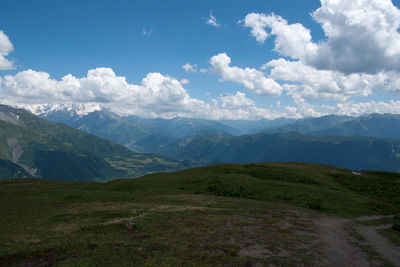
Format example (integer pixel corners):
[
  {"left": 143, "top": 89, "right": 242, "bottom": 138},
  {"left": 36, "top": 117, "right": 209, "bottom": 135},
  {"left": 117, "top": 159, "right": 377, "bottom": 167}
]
[
  {"left": 35, "top": 103, "right": 400, "bottom": 149},
  {"left": 158, "top": 132, "right": 400, "bottom": 172},
  {"left": 265, "top": 113, "right": 400, "bottom": 138},
  {"left": 37, "top": 104, "right": 239, "bottom": 153},
  {"left": 0, "top": 104, "right": 192, "bottom": 181},
  {"left": 3, "top": 103, "right": 400, "bottom": 180}
]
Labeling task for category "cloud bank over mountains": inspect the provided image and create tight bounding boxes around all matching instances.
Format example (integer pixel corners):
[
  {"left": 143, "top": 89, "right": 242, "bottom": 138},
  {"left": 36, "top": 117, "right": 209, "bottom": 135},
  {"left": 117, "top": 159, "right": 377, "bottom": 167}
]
[
  {"left": 1, "top": 0, "right": 400, "bottom": 119},
  {"left": 0, "top": 67, "right": 281, "bottom": 119}
]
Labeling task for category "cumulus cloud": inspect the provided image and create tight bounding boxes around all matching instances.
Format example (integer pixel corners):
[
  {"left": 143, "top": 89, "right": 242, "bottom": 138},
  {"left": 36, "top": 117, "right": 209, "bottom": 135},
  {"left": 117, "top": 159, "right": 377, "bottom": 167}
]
[
  {"left": 0, "top": 68, "right": 282, "bottom": 120},
  {"left": 242, "top": 13, "right": 316, "bottom": 61},
  {"left": 210, "top": 92, "right": 278, "bottom": 120},
  {"left": 214, "top": 91, "right": 400, "bottom": 119},
  {"left": 264, "top": 59, "right": 378, "bottom": 101},
  {"left": 280, "top": 98, "right": 400, "bottom": 119},
  {"left": 332, "top": 101, "right": 400, "bottom": 116},
  {"left": 182, "top": 63, "right": 197, "bottom": 73},
  {"left": 0, "top": 30, "right": 14, "bottom": 70},
  {"left": 234, "top": 0, "right": 400, "bottom": 118},
  {"left": 204, "top": 10, "right": 221, "bottom": 28},
  {"left": 0, "top": 68, "right": 205, "bottom": 117},
  {"left": 285, "top": 95, "right": 324, "bottom": 118},
  {"left": 243, "top": 0, "right": 400, "bottom": 75},
  {"left": 3, "top": 67, "right": 400, "bottom": 119},
  {"left": 209, "top": 53, "right": 282, "bottom": 96}
]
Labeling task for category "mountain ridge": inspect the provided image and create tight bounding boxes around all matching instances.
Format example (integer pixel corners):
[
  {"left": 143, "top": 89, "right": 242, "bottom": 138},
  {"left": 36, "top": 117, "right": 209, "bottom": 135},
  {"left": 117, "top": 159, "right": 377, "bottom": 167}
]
[
  {"left": 8, "top": 103, "right": 400, "bottom": 174},
  {"left": 31, "top": 103, "right": 400, "bottom": 140},
  {"left": 0, "top": 104, "right": 192, "bottom": 181},
  {"left": 156, "top": 132, "right": 400, "bottom": 172}
]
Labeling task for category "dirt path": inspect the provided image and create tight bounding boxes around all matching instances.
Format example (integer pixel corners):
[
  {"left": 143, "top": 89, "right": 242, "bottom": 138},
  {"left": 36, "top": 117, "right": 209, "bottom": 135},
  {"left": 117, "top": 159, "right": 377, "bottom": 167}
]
[
  {"left": 355, "top": 215, "right": 395, "bottom": 222},
  {"left": 356, "top": 223, "right": 400, "bottom": 266},
  {"left": 313, "top": 216, "right": 370, "bottom": 267},
  {"left": 313, "top": 215, "right": 400, "bottom": 267}
]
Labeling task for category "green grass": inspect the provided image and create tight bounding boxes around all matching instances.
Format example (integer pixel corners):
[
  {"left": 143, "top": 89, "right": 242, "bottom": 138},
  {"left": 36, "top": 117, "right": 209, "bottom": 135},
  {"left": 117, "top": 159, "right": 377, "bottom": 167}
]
[
  {"left": 346, "top": 226, "right": 395, "bottom": 267},
  {"left": 380, "top": 229, "right": 400, "bottom": 247},
  {"left": 1, "top": 162, "right": 400, "bottom": 266},
  {"left": 356, "top": 217, "right": 397, "bottom": 226},
  {"left": 378, "top": 215, "right": 400, "bottom": 247},
  {"left": 107, "top": 162, "right": 400, "bottom": 217},
  {"left": 357, "top": 244, "right": 394, "bottom": 267},
  {"left": 0, "top": 181, "right": 317, "bottom": 266}
]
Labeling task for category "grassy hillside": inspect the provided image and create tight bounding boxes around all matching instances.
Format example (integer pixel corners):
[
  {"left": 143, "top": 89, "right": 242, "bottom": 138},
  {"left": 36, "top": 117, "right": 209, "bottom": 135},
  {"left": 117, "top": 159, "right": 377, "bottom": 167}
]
[
  {"left": 0, "top": 158, "right": 31, "bottom": 179},
  {"left": 1, "top": 162, "right": 399, "bottom": 266},
  {"left": 108, "top": 162, "right": 400, "bottom": 217},
  {"left": 0, "top": 105, "right": 192, "bottom": 181}
]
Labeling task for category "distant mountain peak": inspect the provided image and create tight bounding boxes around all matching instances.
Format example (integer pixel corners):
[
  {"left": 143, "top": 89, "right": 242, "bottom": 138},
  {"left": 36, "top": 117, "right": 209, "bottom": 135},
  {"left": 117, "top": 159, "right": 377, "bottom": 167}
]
[{"left": 23, "top": 103, "right": 104, "bottom": 116}]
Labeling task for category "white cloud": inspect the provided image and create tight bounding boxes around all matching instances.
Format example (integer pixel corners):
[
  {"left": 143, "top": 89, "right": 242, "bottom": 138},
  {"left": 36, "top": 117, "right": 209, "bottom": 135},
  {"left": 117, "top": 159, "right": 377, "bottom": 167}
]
[
  {"left": 283, "top": 99, "right": 400, "bottom": 119},
  {"left": 210, "top": 91, "right": 279, "bottom": 120},
  {"left": 329, "top": 101, "right": 400, "bottom": 117},
  {"left": 142, "top": 28, "right": 153, "bottom": 36},
  {"left": 182, "top": 63, "right": 197, "bottom": 73},
  {"left": 180, "top": 78, "right": 190, "bottom": 85},
  {"left": 286, "top": 95, "right": 323, "bottom": 118},
  {"left": 3, "top": 67, "right": 400, "bottom": 120},
  {"left": 1, "top": 69, "right": 61, "bottom": 99},
  {"left": 311, "top": 0, "right": 400, "bottom": 74},
  {"left": 0, "top": 68, "right": 204, "bottom": 117},
  {"left": 209, "top": 53, "right": 282, "bottom": 96},
  {"left": 243, "top": 0, "right": 400, "bottom": 75},
  {"left": 0, "top": 30, "right": 14, "bottom": 70},
  {"left": 0, "top": 68, "right": 284, "bottom": 120},
  {"left": 265, "top": 59, "right": 377, "bottom": 101},
  {"left": 219, "top": 91, "right": 255, "bottom": 109},
  {"left": 213, "top": 91, "right": 400, "bottom": 119},
  {"left": 240, "top": 13, "right": 269, "bottom": 43},
  {"left": 242, "top": 13, "right": 317, "bottom": 58},
  {"left": 204, "top": 10, "right": 221, "bottom": 28},
  {"left": 279, "top": 98, "right": 399, "bottom": 119},
  {"left": 237, "top": 0, "right": 400, "bottom": 118}
]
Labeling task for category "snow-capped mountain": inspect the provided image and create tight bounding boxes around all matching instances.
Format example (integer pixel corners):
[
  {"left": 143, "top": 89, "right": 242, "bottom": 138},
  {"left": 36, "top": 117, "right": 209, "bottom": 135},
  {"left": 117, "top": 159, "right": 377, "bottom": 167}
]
[
  {"left": 30, "top": 103, "right": 165, "bottom": 152},
  {"left": 21, "top": 103, "right": 239, "bottom": 153},
  {"left": 23, "top": 103, "right": 104, "bottom": 117}
]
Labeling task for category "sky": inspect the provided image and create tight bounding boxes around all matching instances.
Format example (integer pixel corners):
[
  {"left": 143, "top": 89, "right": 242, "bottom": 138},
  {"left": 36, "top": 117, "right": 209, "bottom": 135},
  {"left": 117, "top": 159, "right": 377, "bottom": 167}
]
[{"left": 1, "top": 0, "right": 400, "bottom": 119}]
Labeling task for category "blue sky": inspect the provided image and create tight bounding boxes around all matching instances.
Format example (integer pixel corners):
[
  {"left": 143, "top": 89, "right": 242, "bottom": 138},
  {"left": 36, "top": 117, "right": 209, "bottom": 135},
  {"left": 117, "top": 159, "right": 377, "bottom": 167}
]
[{"left": 1, "top": 0, "right": 400, "bottom": 119}]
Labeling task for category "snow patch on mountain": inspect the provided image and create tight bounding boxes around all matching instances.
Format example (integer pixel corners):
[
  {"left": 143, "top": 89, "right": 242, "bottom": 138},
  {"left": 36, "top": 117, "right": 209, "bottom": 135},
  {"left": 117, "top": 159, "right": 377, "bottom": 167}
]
[{"left": 22, "top": 103, "right": 104, "bottom": 116}]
